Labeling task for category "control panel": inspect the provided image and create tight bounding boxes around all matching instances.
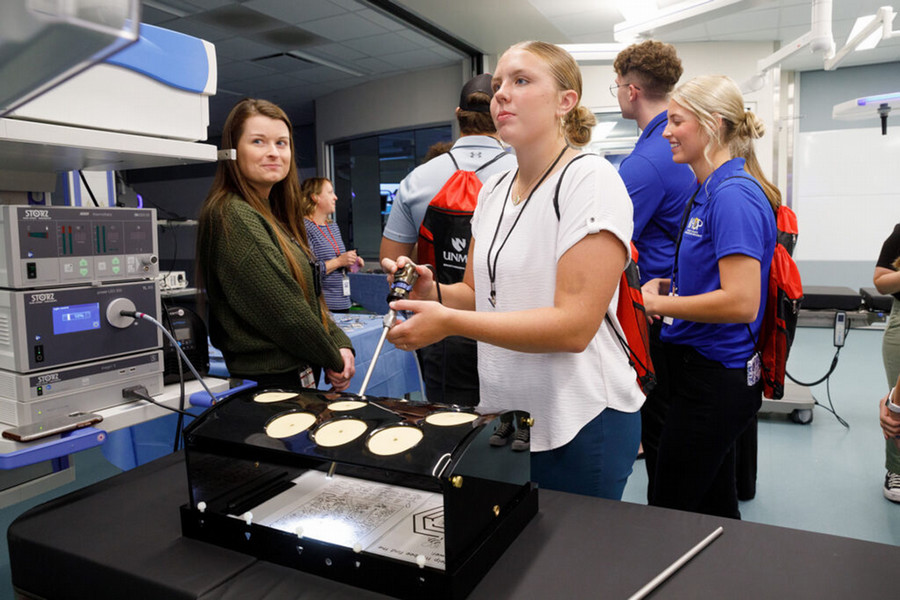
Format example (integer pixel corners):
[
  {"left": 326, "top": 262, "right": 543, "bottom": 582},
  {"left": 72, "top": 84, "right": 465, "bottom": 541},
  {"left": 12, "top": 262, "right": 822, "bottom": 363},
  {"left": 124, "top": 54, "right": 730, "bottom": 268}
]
[
  {"left": 0, "top": 351, "right": 164, "bottom": 426},
  {"left": 0, "top": 205, "right": 158, "bottom": 289},
  {"left": 0, "top": 281, "right": 161, "bottom": 372}
]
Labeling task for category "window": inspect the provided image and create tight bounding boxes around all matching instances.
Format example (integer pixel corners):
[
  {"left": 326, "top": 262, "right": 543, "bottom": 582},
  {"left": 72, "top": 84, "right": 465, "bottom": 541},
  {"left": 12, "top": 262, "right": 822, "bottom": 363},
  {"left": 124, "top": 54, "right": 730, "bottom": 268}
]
[
  {"left": 329, "top": 125, "right": 452, "bottom": 260},
  {"left": 587, "top": 110, "right": 640, "bottom": 167}
]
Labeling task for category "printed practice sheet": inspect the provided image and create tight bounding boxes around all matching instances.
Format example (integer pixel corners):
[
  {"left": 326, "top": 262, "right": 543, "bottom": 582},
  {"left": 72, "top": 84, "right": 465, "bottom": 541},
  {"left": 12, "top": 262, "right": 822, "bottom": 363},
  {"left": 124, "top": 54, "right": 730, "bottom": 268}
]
[{"left": 247, "top": 471, "right": 446, "bottom": 569}]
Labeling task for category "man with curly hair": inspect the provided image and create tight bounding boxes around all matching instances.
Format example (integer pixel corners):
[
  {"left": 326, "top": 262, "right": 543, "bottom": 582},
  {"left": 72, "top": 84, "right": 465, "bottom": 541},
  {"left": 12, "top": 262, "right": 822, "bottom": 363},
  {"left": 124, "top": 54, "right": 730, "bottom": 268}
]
[{"left": 613, "top": 40, "right": 697, "bottom": 501}]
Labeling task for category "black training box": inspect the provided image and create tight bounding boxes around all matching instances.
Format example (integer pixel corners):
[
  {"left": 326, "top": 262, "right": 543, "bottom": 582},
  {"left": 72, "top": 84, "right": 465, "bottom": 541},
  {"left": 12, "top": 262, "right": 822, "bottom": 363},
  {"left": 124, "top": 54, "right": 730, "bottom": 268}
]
[{"left": 180, "top": 387, "right": 538, "bottom": 600}]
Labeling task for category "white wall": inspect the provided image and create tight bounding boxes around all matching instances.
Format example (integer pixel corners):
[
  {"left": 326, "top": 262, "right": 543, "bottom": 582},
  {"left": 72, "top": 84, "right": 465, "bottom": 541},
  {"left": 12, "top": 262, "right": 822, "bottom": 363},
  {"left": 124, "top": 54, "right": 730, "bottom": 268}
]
[
  {"left": 791, "top": 62, "right": 900, "bottom": 290},
  {"left": 794, "top": 128, "right": 899, "bottom": 266},
  {"left": 315, "top": 63, "right": 468, "bottom": 162}
]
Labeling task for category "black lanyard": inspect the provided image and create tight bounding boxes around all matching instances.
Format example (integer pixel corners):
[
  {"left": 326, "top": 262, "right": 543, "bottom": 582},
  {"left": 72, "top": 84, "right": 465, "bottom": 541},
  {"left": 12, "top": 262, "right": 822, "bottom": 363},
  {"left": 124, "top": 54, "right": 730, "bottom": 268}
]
[
  {"left": 485, "top": 146, "right": 568, "bottom": 307},
  {"left": 671, "top": 183, "right": 702, "bottom": 295}
]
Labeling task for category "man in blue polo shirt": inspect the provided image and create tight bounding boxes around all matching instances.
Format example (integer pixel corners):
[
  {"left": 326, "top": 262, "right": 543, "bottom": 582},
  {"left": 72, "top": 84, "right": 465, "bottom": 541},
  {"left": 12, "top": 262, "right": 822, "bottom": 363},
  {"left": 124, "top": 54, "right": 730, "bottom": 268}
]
[{"left": 613, "top": 40, "right": 697, "bottom": 500}]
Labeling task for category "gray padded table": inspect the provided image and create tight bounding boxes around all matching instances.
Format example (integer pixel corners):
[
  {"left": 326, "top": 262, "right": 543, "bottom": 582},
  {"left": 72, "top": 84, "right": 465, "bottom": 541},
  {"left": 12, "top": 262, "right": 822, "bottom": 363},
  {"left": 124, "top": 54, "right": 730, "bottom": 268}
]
[{"left": 8, "top": 452, "right": 896, "bottom": 599}]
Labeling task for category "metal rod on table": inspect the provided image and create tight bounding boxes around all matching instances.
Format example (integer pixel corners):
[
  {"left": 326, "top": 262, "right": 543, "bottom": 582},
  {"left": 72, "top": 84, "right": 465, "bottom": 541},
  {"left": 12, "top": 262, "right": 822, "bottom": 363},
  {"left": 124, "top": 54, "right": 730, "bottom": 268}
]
[
  {"left": 627, "top": 526, "right": 724, "bottom": 600},
  {"left": 357, "top": 310, "right": 396, "bottom": 397}
]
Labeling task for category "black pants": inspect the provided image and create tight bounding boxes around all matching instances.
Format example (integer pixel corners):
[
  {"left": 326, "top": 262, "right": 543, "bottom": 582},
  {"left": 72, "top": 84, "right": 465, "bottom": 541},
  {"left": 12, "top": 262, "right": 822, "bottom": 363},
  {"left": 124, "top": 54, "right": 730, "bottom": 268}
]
[
  {"left": 650, "top": 344, "right": 762, "bottom": 519},
  {"left": 417, "top": 336, "right": 479, "bottom": 406},
  {"left": 641, "top": 320, "right": 669, "bottom": 502}
]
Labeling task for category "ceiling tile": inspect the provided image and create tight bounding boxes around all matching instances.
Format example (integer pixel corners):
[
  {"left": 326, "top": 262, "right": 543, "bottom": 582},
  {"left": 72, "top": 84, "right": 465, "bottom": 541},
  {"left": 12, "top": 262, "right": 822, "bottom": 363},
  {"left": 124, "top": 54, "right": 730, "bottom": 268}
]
[
  {"left": 141, "top": 0, "right": 205, "bottom": 18},
  {"left": 241, "top": 72, "right": 310, "bottom": 92},
  {"left": 531, "top": 0, "right": 622, "bottom": 21},
  {"left": 776, "top": 24, "right": 812, "bottom": 43},
  {"left": 777, "top": 2, "right": 815, "bottom": 29},
  {"left": 357, "top": 8, "right": 407, "bottom": 32},
  {"left": 395, "top": 28, "right": 442, "bottom": 48},
  {"left": 244, "top": 0, "right": 346, "bottom": 24},
  {"left": 291, "top": 65, "right": 359, "bottom": 84},
  {"left": 832, "top": 1, "right": 881, "bottom": 21},
  {"left": 662, "top": 22, "right": 714, "bottom": 43},
  {"left": 550, "top": 11, "right": 621, "bottom": 39},
  {"left": 216, "top": 59, "right": 275, "bottom": 82},
  {"left": 307, "top": 43, "right": 368, "bottom": 62},
  {"left": 304, "top": 12, "right": 389, "bottom": 42},
  {"left": 430, "top": 44, "right": 467, "bottom": 61},
  {"left": 344, "top": 32, "right": 420, "bottom": 56},
  {"left": 214, "top": 36, "right": 280, "bottom": 60},
  {"left": 250, "top": 53, "right": 318, "bottom": 74},
  {"left": 192, "top": 4, "right": 285, "bottom": 33},
  {"left": 248, "top": 26, "right": 328, "bottom": 50},
  {"left": 329, "top": 0, "right": 366, "bottom": 11},
  {"left": 380, "top": 48, "right": 454, "bottom": 70},
  {"left": 164, "top": 17, "right": 232, "bottom": 42},
  {"left": 354, "top": 56, "right": 400, "bottom": 75},
  {"left": 140, "top": 6, "right": 180, "bottom": 25},
  {"left": 705, "top": 7, "right": 781, "bottom": 39},
  {"left": 180, "top": 0, "right": 232, "bottom": 10}
]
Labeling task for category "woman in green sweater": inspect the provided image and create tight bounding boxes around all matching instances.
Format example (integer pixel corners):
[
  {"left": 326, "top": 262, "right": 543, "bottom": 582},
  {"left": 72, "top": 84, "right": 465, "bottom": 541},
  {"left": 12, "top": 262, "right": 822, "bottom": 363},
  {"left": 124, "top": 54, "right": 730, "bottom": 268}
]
[{"left": 197, "top": 98, "right": 355, "bottom": 390}]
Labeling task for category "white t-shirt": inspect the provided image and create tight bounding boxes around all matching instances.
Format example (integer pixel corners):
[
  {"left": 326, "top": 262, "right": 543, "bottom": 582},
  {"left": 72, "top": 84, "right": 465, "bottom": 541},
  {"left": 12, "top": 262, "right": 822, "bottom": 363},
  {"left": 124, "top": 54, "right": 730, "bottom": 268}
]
[{"left": 471, "top": 153, "right": 645, "bottom": 452}]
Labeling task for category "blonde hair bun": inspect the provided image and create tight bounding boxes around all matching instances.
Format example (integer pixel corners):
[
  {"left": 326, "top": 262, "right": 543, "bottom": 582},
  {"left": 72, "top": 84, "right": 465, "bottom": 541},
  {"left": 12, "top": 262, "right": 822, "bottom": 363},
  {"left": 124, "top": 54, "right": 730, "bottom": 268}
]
[
  {"left": 565, "top": 105, "right": 597, "bottom": 147},
  {"left": 739, "top": 110, "right": 766, "bottom": 140}
]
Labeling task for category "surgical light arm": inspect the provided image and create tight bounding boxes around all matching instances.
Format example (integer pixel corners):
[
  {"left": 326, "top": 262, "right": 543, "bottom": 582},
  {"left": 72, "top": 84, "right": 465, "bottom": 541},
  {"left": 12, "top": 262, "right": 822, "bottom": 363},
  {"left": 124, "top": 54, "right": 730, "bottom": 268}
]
[
  {"left": 825, "top": 6, "right": 899, "bottom": 71},
  {"left": 742, "top": 0, "right": 835, "bottom": 92}
]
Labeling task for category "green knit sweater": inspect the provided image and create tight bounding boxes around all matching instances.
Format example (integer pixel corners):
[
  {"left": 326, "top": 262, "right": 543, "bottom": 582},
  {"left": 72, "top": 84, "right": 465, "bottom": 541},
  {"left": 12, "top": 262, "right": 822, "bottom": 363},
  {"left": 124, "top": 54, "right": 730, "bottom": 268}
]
[{"left": 198, "top": 194, "right": 352, "bottom": 378}]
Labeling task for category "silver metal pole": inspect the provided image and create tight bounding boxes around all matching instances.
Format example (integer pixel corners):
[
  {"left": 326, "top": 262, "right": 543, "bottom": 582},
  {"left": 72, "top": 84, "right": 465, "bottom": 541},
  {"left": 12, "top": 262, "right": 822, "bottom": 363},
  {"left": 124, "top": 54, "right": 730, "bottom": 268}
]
[
  {"left": 357, "top": 311, "right": 396, "bottom": 397},
  {"left": 627, "top": 526, "right": 724, "bottom": 600}
]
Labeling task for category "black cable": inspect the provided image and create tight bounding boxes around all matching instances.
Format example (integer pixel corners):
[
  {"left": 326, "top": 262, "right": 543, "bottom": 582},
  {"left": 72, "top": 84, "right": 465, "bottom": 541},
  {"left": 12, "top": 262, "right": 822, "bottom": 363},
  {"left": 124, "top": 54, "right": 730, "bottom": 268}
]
[
  {"left": 816, "top": 375, "right": 850, "bottom": 429},
  {"left": 139, "top": 192, "right": 187, "bottom": 221},
  {"left": 120, "top": 310, "right": 217, "bottom": 405},
  {"left": 123, "top": 387, "right": 194, "bottom": 418},
  {"left": 785, "top": 329, "right": 849, "bottom": 428},
  {"left": 77, "top": 170, "right": 101, "bottom": 207},
  {"left": 160, "top": 302, "right": 187, "bottom": 451},
  {"left": 786, "top": 346, "right": 841, "bottom": 387}
]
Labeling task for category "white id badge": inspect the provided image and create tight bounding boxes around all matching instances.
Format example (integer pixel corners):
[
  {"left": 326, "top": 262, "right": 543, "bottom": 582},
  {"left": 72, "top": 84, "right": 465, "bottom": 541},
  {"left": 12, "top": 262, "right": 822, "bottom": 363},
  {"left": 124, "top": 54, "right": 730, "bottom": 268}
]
[
  {"left": 746, "top": 352, "right": 761, "bottom": 387},
  {"left": 300, "top": 367, "right": 316, "bottom": 388},
  {"left": 342, "top": 273, "right": 351, "bottom": 296}
]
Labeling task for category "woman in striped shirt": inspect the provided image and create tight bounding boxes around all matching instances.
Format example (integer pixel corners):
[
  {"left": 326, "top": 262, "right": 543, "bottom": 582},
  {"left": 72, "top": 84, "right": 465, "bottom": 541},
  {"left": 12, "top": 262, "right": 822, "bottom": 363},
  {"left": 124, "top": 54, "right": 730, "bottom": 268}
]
[{"left": 301, "top": 177, "right": 364, "bottom": 312}]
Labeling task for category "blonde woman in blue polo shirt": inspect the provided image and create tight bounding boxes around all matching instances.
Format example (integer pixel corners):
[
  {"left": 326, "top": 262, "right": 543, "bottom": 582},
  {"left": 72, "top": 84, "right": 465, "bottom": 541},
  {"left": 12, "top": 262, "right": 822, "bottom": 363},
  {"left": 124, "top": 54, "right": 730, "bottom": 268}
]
[{"left": 641, "top": 75, "right": 777, "bottom": 519}]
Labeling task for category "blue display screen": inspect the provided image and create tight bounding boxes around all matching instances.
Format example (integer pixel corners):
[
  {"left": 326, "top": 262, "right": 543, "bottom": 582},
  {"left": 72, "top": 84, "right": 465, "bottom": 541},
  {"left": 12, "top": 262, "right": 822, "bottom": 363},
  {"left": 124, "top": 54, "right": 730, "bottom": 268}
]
[{"left": 52, "top": 303, "right": 101, "bottom": 335}]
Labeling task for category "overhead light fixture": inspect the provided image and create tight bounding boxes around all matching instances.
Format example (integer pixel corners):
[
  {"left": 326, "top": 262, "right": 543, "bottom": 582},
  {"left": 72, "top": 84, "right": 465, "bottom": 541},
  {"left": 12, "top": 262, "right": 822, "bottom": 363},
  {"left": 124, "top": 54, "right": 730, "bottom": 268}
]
[
  {"left": 833, "top": 91, "right": 900, "bottom": 134},
  {"left": 613, "top": 0, "right": 748, "bottom": 44},
  {"left": 616, "top": 0, "right": 659, "bottom": 23},
  {"left": 559, "top": 43, "right": 627, "bottom": 63}
]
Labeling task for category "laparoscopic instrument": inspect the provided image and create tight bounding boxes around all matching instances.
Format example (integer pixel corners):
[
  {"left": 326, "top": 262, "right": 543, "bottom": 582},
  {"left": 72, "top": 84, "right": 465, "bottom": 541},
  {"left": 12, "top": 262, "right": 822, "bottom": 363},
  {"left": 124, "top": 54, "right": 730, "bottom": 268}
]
[{"left": 357, "top": 263, "right": 419, "bottom": 396}]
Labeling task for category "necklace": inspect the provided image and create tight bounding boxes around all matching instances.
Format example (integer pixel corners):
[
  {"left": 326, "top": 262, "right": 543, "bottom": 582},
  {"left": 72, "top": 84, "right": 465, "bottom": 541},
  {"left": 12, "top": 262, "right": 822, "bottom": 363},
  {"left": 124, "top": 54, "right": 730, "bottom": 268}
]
[
  {"left": 485, "top": 144, "right": 569, "bottom": 307},
  {"left": 511, "top": 146, "right": 568, "bottom": 205}
]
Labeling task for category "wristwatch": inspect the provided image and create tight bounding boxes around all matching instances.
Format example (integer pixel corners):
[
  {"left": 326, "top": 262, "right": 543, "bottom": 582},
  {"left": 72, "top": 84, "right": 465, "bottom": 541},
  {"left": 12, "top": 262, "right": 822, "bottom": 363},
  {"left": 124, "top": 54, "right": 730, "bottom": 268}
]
[{"left": 887, "top": 387, "right": 900, "bottom": 414}]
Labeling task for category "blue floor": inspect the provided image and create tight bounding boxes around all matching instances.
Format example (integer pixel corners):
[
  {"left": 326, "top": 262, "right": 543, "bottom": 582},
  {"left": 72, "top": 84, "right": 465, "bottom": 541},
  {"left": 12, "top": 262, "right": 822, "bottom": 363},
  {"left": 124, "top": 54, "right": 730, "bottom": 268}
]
[
  {"left": 0, "top": 323, "right": 897, "bottom": 599},
  {"left": 623, "top": 324, "right": 900, "bottom": 546}
]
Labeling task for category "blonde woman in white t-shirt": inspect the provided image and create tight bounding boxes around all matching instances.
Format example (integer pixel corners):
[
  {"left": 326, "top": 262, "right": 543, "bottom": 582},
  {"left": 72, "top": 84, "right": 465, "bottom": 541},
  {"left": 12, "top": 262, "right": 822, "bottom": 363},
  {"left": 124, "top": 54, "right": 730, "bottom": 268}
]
[{"left": 382, "top": 41, "right": 644, "bottom": 499}]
